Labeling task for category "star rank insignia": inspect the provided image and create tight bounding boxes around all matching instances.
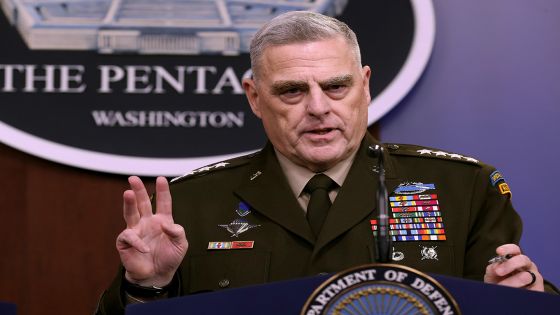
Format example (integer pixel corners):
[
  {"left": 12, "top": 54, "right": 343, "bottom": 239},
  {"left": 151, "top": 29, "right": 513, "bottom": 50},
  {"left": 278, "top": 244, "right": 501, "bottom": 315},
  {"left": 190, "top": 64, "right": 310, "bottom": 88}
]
[
  {"left": 416, "top": 149, "right": 479, "bottom": 164},
  {"left": 188, "top": 162, "right": 230, "bottom": 175},
  {"left": 170, "top": 162, "right": 231, "bottom": 183}
]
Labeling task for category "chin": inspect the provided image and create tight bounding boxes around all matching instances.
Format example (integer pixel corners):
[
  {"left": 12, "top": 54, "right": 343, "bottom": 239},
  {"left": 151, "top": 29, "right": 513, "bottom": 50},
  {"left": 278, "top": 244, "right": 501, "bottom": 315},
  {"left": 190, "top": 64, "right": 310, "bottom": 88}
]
[{"left": 302, "top": 153, "right": 343, "bottom": 172}]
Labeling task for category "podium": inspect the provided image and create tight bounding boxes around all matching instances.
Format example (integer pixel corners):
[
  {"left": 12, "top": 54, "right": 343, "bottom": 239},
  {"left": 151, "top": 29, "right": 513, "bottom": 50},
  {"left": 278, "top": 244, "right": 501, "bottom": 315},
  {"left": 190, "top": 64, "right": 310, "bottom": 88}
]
[
  {"left": 126, "top": 273, "right": 560, "bottom": 314},
  {"left": 0, "top": 302, "right": 16, "bottom": 315}
]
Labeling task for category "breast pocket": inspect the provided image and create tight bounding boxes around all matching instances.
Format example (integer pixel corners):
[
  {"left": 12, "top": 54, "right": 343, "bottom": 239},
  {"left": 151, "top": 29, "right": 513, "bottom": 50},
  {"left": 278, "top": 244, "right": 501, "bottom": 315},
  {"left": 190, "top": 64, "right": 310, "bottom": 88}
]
[{"left": 187, "top": 250, "right": 271, "bottom": 293}]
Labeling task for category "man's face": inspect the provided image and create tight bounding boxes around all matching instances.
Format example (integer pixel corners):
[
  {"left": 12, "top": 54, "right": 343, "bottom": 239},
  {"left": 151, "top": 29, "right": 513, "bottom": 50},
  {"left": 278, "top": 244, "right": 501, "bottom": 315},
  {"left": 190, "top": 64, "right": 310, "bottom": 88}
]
[{"left": 243, "top": 37, "right": 371, "bottom": 172}]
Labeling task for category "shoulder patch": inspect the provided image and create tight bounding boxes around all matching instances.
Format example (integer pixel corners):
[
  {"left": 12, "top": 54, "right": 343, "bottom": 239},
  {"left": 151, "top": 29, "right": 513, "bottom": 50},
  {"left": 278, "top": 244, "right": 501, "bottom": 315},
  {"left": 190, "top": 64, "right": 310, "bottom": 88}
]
[
  {"left": 490, "top": 170, "right": 505, "bottom": 186},
  {"left": 385, "top": 144, "right": 481, "bottom": 166},
  {"left": 170, "top": 151, "right": 258, "bottom": 183},
  {"left": 497, "top": 182, "right": 512, "bottom": 198},
  {"left": 490, "top": 170, "right": 512, "bottom": 199}
]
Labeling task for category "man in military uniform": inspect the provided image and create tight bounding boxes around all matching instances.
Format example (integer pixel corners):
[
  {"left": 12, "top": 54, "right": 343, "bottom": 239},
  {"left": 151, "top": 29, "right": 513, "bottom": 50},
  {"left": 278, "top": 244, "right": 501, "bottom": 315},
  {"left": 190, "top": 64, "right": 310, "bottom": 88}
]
[{"left": 95, "top": 11, "right": 553, "bottom": 315}]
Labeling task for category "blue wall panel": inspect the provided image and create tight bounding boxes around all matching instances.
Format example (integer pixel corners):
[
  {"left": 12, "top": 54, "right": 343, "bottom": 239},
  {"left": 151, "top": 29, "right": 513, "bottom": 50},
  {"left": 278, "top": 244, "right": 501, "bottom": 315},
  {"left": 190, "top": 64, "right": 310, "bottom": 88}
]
[{"left": 380, "top": 0, "right": 560, "bottom": 286}]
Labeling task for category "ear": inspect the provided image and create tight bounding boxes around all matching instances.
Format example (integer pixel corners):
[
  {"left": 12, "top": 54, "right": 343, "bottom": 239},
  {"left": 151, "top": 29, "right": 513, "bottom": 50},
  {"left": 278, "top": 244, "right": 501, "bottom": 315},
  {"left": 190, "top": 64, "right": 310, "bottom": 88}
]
[
  {"left": 361, "top": 65, "right": 372, "bottom": 103},
  {"left": 243, "top": 77, "right": 262, "bottom": 119}
]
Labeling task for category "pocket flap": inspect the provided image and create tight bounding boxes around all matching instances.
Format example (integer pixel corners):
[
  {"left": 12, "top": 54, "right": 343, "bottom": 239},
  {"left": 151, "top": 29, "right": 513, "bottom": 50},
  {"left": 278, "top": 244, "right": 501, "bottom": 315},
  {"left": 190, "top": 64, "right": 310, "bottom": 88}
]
[{"left": 188, "top": 250, "right": 271, "bottom": 293}]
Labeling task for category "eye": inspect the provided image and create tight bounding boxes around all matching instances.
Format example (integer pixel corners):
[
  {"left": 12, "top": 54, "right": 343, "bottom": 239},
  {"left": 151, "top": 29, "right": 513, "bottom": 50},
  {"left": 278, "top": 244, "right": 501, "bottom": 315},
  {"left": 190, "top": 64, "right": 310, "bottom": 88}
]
[
  {"left": 279, "top": 88, "right": 305, "bottom": 104},
  {"left": 273, "top": 84, "right": 308, "bottom": 104},
  {"left": 327, "top": 84, "right": 346, "bottom": 92},
  {"left": 320, "top": 75, "right": 353, "bottom": 99},
  {"left": 282, "top": 87, "right": 303, "bottom": 98},
  {"left": 325, "top": 84, "right": 349, "bottom": 99}
]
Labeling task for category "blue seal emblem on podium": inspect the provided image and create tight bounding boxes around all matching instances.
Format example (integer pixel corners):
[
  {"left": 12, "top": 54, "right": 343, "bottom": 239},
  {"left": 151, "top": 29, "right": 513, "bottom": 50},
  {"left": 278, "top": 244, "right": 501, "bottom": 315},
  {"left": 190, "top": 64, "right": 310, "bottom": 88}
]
[{"left": 301, "top": 264, "right": 461, "bottom": 315}]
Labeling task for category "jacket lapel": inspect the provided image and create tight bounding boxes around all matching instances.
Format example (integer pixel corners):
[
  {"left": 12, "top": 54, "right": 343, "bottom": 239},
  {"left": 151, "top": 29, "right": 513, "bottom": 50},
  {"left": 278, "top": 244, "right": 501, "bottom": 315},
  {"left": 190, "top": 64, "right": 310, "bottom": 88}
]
[
  {"left": 382, "top": 143, "right": 402, "bottom": 195},
  {"left": 233, "top": 135, "right": 403, "bottom": 252},
  {"left": 234, "top": 143, "right": 315, "bottom": 245},
  {"left": 313, "top": 135, "right": 403, "bottom": 255},
  {"left": 312, "top": 137, "right": 377, "bottom": 253}
]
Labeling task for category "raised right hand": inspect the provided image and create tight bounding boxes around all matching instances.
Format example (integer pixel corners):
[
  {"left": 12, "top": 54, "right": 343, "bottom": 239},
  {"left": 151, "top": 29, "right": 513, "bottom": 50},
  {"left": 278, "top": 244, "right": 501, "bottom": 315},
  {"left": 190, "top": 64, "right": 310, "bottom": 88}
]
[{"left": 116, "top": 176, "right": 188, "bottom": 287}]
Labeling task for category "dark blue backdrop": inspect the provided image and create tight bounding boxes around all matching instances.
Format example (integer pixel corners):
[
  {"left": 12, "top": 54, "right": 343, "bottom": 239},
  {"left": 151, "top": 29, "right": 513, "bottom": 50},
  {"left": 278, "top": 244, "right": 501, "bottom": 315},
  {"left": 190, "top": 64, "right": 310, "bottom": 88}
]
[{"left": 380, "top": 0, "right": 560, "bottom": 287}]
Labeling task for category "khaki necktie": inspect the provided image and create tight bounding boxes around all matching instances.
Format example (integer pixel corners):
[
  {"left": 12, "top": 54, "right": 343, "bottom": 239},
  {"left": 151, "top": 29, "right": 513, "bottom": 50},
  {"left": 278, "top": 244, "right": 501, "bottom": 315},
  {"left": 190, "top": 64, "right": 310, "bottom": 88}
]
[{"left": 305, "top": 174, "right": 337, "bottom": 237}]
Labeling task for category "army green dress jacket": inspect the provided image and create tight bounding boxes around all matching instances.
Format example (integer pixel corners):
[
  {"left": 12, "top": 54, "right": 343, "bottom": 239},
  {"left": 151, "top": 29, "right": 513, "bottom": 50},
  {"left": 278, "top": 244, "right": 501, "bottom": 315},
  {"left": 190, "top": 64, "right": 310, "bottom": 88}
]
[{"left": 96, "top": 135, "right": 525, "bottom": 314}]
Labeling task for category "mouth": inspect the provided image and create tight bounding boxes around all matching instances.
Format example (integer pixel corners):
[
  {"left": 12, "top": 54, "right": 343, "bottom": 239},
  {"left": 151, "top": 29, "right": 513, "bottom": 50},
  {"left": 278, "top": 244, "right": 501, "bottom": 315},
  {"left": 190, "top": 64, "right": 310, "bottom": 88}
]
[
  {"left": 302, "top": 127, "right": 340, "bottom": 141},
  {"left": 309, "top": 128, "right": 335, "bottom": 135}
]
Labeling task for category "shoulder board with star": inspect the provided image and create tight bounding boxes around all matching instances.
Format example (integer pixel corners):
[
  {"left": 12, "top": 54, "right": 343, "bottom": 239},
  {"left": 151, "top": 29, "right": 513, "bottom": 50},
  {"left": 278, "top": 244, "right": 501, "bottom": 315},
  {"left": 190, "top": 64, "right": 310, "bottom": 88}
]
[
  {"left": 170, "top": 151, "right": 259, "bottom": 184},
  {"left": 384, "top": 143, "right": 482, "bottom": 166}
]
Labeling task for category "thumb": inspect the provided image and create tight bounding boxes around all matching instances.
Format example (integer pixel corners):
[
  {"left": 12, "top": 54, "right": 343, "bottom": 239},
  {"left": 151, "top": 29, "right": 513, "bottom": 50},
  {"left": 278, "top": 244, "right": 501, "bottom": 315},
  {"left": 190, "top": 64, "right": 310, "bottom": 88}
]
[
  {"left": 116, "top": 229, "right": 150, "bottom": 253},
  {"left": 162, "top": 223, "right": 187, "bottom": 243}
]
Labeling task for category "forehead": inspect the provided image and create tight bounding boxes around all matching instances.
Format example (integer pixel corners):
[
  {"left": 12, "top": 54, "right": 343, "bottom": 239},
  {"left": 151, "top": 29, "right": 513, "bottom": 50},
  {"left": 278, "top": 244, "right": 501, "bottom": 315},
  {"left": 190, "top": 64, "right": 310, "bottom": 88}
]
[{"left": 259, "top": 37, "right": 358, "bottom": 83}]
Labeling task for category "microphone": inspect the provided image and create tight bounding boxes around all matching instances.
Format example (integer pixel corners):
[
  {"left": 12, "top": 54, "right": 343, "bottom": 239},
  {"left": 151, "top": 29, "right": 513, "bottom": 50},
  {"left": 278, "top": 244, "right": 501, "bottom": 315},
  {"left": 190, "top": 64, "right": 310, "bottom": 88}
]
[{"left": 367, "top": 145, "right": 393, "bottom": 263}]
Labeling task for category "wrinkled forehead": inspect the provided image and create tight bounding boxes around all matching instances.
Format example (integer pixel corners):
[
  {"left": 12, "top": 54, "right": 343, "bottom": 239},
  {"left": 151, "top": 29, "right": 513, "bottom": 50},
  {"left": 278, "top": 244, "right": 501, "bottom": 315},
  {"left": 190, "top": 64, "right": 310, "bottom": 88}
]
[
  {"left": 253, "top": 37, "right": 360, "bottom": 81},
  {"left": 253, "top": 37, "right": 361, "bottom": 79}
]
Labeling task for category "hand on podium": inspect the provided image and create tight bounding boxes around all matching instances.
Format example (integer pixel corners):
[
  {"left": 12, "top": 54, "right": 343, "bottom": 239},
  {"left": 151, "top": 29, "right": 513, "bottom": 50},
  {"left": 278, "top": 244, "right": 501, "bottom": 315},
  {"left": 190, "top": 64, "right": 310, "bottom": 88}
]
[
  {"left": 484, "top": 244, "right": 544, "bottom": 292},
  {"left": 116, "top": 176, "right": 188, "bottom": 288}
]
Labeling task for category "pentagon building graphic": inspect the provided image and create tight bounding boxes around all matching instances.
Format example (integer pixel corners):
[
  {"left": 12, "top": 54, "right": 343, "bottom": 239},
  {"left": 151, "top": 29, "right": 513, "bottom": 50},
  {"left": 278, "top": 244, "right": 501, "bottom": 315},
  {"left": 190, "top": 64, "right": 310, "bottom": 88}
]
[{"left": 1, "top": 0, "right": 348, "bottom": 55}]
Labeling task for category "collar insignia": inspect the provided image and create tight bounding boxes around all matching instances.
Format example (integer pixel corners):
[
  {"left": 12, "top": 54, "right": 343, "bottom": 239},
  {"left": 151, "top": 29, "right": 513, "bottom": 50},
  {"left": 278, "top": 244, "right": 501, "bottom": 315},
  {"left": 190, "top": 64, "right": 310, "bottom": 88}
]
[{"left": 250, "top": 170, "right": 262, "bottom": 181}]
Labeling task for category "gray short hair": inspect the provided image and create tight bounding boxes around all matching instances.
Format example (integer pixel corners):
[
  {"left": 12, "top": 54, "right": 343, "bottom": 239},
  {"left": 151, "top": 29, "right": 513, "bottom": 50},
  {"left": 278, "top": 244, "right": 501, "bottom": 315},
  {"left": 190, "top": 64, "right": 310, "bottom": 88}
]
[{"left": 249, "top": 11, "right": 362, "bottom": 80}]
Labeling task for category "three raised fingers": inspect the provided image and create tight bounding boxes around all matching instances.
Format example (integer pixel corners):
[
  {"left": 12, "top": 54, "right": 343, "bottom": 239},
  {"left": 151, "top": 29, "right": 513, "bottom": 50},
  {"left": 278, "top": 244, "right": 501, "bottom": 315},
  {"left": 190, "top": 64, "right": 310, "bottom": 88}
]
[
  {"left": 128, "top": 176, "right": 153, "bottom": 217},
  {"left": 155, "top": 176, "right": 172, "bottom": 217}
]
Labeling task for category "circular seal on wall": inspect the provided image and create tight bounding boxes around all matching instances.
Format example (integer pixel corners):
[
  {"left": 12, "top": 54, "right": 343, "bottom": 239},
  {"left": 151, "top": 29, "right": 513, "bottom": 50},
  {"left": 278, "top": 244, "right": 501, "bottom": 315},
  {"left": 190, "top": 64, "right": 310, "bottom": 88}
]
[
  {"left": 0, "top": 1, "right": 435, "bottom": 176},
  {"left": 301, "top": 264, "right": 460, "bottom": 315}
]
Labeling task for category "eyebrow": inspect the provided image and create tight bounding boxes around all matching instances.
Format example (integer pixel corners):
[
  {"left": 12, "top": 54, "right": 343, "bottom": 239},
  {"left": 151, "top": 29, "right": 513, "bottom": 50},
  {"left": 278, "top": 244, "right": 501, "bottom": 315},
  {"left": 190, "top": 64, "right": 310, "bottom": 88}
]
[
  {"left": 319, "top": 74, "right": 354, "bottom": 89},
  {"left": 270, "top": 80, "right": 308, "bottom": 95},
  {"left": 270, "top": 74, "right": 354, "bottom": 95}
]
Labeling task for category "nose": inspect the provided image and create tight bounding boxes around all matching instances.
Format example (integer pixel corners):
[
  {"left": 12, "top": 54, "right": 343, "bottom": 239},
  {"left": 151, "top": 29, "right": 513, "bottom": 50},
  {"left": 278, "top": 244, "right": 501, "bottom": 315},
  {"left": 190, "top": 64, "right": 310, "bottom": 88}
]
[{"left": 306, "top": 87, "right": 331, "bottom": 117}]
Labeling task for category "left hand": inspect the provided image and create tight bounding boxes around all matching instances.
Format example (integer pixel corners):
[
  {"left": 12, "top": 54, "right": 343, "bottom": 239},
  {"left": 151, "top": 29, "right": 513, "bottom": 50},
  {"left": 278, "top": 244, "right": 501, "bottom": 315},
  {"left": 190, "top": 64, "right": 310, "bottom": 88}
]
[{"left": 484, "top": 244, "right": 544, "bottom": 292}]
